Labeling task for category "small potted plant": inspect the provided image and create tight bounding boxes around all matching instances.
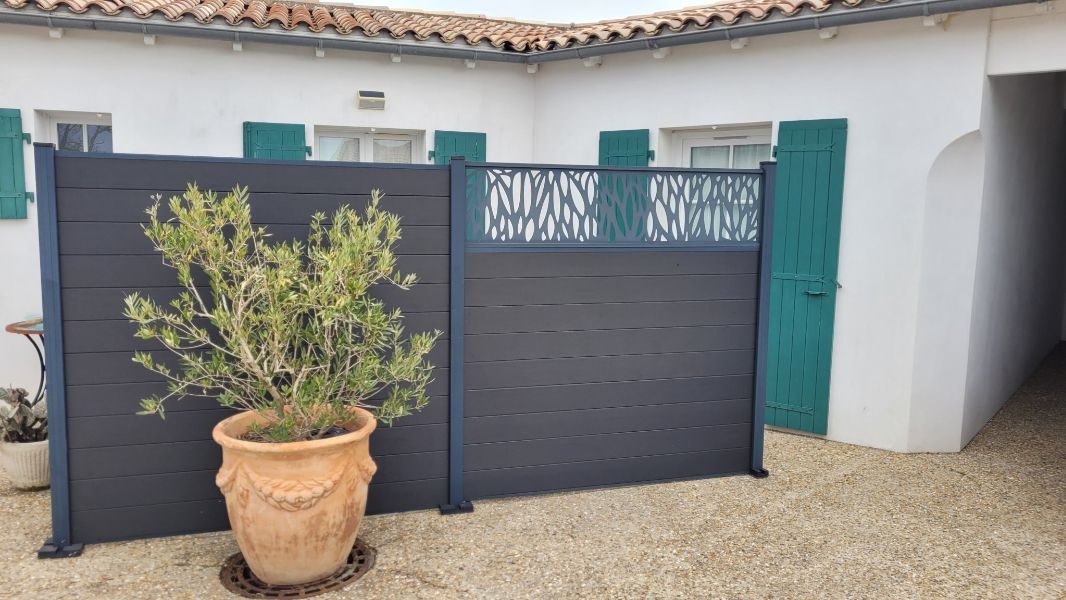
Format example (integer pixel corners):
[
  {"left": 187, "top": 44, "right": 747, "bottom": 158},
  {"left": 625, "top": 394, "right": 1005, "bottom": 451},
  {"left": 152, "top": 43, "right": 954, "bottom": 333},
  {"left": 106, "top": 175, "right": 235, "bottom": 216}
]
[
  {"left": 124, "top": 185, "right": 439, "bottom": 585},
  {"left": 0, "top": 387, "right": 49, "bottom": 490}
]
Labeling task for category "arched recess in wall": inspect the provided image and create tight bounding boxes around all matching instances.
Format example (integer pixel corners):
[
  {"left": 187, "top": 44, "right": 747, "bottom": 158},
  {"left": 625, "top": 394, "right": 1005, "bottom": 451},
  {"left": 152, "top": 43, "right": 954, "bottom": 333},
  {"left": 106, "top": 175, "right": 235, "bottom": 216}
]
[{"left": 907, "top": 130, "right": 985, "bottom": 452}]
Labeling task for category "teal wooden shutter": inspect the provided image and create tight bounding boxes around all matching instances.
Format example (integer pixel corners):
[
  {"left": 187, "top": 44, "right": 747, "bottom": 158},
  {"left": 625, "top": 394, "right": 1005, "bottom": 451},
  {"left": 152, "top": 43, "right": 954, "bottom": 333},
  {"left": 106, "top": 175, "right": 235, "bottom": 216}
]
[
  {"left": 242, "top": 122, "right": 309, "bottom": 160},
  {"left": 433, "top": 131, "right": 486, "bottom": 164},
  {"left": 597, "top": 129, "right": 650, "bottom": 241},
  {"left": 0, "top": 109, "right": 28, "bottom": 220},
  {"left": 765, "top": 118, "right": 848, "bottom": 435},
  {"left": 598, "top": 129, "right": 650, "bottom": 167}
]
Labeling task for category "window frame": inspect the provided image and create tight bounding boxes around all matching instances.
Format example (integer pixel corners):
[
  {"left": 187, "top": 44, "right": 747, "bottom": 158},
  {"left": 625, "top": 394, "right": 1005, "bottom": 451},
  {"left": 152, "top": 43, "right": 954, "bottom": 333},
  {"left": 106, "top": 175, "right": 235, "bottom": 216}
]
[
  {"left": 679, "top": 126, "right": 772, "bottom": 169},
  {"left": 313, "top": 127, "right": 423, "bottom": 164},
  {"left": 37, "top": 111, "right": 113, "bottom": 153}
]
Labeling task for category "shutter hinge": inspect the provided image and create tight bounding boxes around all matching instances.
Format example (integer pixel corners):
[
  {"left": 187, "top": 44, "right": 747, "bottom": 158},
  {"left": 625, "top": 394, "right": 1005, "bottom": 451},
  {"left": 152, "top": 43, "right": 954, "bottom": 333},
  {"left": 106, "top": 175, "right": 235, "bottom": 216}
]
[
  {"left": 646, "top": 149, "right": 655, "bottom": 161},
  {"left": 21, "top": 133, "right": 31, "bottom": 145},
  {"left": 772, "top": 145, "right": 777, "bottom": 158},
  {"left": 427, "top": 149, "right": 436, "bottom": 161},
  {"left": 305, "top": 146, "right": 312, "bottom": 157},
  {"left": 26, "top": 192, "right": 34, "bottom": 203}
]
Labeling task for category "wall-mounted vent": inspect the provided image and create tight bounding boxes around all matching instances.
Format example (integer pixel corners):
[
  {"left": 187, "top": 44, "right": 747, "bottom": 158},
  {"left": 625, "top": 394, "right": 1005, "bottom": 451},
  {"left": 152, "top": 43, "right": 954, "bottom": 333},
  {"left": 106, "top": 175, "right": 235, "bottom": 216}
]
[{"left": 357, "top": 90, "right": 385, "bottom": 110}]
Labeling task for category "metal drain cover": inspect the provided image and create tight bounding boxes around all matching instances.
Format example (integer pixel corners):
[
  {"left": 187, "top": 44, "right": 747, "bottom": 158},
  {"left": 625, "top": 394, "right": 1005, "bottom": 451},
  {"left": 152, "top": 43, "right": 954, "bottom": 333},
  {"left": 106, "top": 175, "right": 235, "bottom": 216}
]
[{"left": 220, "top": 538, "right": 376, "bottom": 598}]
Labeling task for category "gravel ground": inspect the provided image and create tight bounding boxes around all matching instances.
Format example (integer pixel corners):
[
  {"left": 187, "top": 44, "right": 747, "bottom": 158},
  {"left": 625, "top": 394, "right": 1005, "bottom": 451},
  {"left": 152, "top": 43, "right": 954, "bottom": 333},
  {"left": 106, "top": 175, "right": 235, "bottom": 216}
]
[{"left": 1, "top": 350, "right": 1064, "bottom": 599}]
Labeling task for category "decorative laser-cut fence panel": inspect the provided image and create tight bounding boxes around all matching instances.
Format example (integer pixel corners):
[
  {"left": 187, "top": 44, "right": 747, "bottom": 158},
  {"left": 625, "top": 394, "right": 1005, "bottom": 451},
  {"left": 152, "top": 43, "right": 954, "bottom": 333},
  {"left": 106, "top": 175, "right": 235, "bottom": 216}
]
[
  {"left": 466, "top": 165, "right": 762, "bottom": 244},
  {"left": 457, "top": 160, "right": 774, "bottom": 503}
]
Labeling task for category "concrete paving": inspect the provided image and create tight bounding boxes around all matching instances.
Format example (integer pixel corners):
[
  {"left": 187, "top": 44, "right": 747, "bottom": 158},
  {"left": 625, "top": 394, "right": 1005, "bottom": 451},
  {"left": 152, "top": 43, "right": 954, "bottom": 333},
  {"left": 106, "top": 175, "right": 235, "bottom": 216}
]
[{"left": 1, "top": 349, "right": 1063, "bottom": 599}]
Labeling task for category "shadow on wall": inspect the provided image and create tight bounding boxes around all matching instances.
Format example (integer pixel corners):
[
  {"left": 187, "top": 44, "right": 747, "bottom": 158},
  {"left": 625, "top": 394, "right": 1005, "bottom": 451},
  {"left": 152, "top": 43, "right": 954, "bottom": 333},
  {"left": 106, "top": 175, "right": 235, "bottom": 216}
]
[{"left": 963, "top": 73, "right": 1066, "bottom": 446}]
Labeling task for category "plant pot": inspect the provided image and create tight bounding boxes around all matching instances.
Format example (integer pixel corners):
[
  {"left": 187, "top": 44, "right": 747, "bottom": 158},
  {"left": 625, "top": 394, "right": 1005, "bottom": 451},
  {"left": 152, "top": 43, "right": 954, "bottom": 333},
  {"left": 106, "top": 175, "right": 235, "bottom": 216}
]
[
  {"left": 0, "top": 440, "right": 50, "bottom": 490},
  {"left": 212, "top": 407, "right": 377, "bottom": 585}
]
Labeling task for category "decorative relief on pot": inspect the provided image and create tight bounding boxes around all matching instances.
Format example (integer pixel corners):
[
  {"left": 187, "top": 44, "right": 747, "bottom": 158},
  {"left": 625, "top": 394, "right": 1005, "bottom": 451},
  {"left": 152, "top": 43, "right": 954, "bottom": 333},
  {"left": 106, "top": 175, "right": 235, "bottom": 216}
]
[
  {"left": 216, "top": 464, "right": 238, "bottom": 495},
  {"left": 250, "top": 464, "right": 347, "bottom": 512},
  {"left": 358, "top": 458, "right": 378, "bottom": 485}
]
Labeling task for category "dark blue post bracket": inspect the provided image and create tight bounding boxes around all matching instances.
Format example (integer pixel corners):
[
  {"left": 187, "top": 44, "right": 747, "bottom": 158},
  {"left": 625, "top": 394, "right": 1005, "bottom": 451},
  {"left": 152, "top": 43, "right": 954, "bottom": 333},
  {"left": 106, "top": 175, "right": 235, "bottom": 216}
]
[
  {"left": 33, "top": 144, "right": 83, "bottom": 557},
  {"left": 750, "top": 161, "right": 777, "bottom": 479},
  {"left": 440, "top": 157, "right": 473, "bottom": 515}
]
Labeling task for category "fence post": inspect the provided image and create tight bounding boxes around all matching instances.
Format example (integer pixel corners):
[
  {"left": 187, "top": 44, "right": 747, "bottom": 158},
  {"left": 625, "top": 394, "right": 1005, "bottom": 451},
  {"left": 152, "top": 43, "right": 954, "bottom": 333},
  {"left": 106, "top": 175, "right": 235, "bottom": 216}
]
[
  {"left": 440, "top": 157, "right": 473, "bottom": 514},
  {"left": 751, "top": 161, "right": 777, "bottom": 478},
  {"left": 33, "top": 144, "right": 82, "bottom": 557}
]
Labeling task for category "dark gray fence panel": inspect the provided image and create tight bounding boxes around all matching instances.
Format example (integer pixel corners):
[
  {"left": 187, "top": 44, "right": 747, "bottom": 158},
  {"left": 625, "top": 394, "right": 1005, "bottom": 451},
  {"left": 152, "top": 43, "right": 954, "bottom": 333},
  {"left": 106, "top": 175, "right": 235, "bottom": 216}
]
[
  {"left": 464, "top": 300, "right": 756, "bottom": 334},
  {"left": 56, "top": 189, "right": 450, "bottom": 224},
  {"left": 52, "top": 154, "right": 452, "bottom": 543},
  {"left": 462, "top": 251, "right": 757, "bottom": 498},
  {"left": 53, "top": 155, "right": 449, "bottom": 195}
]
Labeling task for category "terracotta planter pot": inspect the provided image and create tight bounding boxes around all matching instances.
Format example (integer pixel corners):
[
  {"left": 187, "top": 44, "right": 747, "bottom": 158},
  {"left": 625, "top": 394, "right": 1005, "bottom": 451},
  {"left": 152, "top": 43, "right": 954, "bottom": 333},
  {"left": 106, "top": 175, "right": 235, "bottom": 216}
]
[
  {"left": 0, "top": 440, "right": 50, "bottom": 490},
  {"left": 212, "top": 407, "right": 377, "bottom": 585}
]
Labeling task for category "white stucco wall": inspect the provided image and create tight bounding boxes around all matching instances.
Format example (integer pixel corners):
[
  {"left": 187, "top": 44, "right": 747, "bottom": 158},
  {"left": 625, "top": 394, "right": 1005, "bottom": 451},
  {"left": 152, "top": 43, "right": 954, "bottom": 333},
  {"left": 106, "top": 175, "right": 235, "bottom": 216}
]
[
  {"left": 908, "top": 130, "right": 986, "bottom": 452},
  {"left": 0, "top": 4, "right": 1063, "bottom": 452},
  {"left": 0, "top": 24, "right": 536, "bottom": 393},
  {"left": 530, "top": 13, "right": 993, "bottom": 451},
  {"left": 962, "top": 73, "right": 1066, "bottom": 445}
]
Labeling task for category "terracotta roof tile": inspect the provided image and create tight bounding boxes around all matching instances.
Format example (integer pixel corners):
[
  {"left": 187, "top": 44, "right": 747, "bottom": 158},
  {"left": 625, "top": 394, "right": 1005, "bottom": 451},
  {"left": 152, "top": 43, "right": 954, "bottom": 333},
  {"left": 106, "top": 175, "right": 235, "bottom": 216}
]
[{"left": 0, "top": 0, "right": 893, "bottom": 52}]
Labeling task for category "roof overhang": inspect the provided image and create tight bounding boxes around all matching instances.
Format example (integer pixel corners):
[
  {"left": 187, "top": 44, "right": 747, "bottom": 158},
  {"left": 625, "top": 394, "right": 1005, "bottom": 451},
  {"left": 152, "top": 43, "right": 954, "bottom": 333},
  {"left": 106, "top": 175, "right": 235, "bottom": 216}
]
[{"left": 0, "top": 0, "right": 1040, "bottom": 65}]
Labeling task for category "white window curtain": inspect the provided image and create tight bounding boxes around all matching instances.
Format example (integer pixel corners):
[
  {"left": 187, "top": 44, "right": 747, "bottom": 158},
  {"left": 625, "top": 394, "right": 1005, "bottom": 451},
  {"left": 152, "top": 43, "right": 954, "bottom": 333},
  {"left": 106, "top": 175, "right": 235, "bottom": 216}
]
[{"left": 373, "top": 138, "right": 413, "bottom": 164}]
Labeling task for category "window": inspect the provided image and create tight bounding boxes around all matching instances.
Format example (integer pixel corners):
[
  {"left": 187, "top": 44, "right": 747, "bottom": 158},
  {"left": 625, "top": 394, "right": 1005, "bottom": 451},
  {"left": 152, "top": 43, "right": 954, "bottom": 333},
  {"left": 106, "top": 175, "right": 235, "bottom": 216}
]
[
  {"left": 371, "top": 135, "right": 413, "bottom": 164},
  {"left": 314, "top": 128, "right": 421, "bottom": 164},
  {"left": 57, "top": 123, "right": 112, "bottom": 153},
  {"left": 319, "top": 135, "right": 360, "bottom": 161},
  {"left": 677, "top": 126, "right": 771, "bottom": 169},
  {"left": 38, "top": 111, "right": 113, "bottom": 153}
]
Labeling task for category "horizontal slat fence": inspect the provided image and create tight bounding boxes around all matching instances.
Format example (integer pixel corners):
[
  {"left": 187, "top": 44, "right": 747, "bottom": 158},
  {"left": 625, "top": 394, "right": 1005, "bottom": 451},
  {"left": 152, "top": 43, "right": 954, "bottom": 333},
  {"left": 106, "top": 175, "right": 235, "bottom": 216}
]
[
  {"left": 462, "top": 251, "right": 757, "bottom": 499},
  {"left": 50, "top": 154, "right": 452, "bottom": 543},
  {"left": 36, "top": 151, "right": 772, "bottom": 548}
]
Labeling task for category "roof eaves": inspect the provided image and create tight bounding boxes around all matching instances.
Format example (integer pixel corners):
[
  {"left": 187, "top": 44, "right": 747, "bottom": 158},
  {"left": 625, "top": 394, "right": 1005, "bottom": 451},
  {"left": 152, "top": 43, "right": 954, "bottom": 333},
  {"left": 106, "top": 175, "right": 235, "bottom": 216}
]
[
  {"left": 525, "top": 0, "right": 1032, "bottom": 61},
  {"left": 0, "top": 0, "right": 1041, "bottom": 63},
  {"left": 0, "top": 5, "right": 531, "bottom": 60}
]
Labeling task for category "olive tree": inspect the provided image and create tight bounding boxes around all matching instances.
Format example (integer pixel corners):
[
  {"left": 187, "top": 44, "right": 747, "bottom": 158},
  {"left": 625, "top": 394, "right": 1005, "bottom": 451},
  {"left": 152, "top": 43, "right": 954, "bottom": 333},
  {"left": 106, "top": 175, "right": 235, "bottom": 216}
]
[{"left": 124, "top": 185, "right": 439, "bottom": 442}]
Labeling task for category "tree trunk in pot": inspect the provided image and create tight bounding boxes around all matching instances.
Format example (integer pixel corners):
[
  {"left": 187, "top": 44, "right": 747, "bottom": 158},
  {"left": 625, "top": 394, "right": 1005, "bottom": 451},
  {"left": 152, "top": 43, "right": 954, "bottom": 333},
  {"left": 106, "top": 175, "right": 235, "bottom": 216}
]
[
  {"left": 0, "top": 440, "right": 50, "bottom": 490},
  {"left": 212, "top": 407, "right": 377, "bottom": 585}
]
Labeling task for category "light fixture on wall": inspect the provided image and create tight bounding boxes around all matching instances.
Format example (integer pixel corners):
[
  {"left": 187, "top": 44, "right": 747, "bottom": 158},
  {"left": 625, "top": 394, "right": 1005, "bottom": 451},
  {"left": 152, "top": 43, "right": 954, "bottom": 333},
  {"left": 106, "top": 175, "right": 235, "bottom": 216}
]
[{"left": 357, "top": 90, "right": 386, "bottom": 110}]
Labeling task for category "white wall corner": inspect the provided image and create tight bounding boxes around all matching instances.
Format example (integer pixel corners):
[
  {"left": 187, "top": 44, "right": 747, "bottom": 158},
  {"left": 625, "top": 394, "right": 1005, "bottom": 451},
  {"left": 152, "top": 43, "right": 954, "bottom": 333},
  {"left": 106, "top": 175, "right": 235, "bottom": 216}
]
[{"left": 908, "top": 129, "right": 985, "bottom": 453}]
